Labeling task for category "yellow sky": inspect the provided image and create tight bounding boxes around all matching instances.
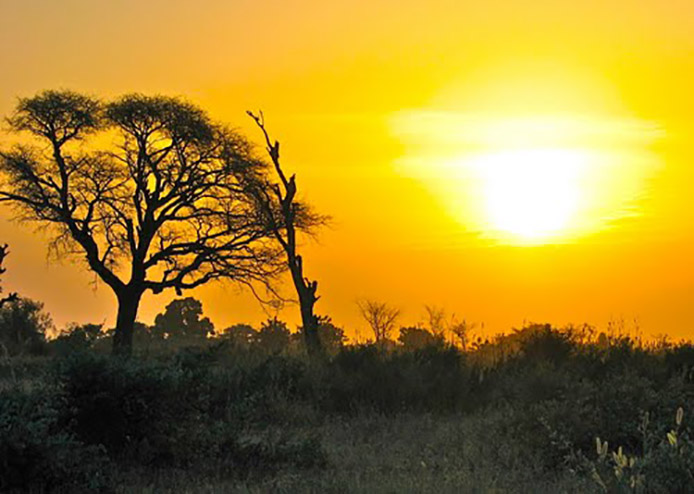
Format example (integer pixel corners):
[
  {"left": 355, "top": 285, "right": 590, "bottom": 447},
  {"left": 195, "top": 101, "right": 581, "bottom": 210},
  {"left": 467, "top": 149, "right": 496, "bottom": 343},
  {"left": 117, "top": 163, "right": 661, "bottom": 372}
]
[{"left": 1, "top": 0, "right": 694, "bottom": 339}]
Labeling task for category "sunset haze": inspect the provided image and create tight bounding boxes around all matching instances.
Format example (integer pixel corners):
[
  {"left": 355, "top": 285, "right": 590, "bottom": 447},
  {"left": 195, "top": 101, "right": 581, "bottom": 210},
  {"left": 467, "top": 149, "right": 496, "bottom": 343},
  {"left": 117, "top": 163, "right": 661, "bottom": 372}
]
[{"left": 2, "top": 0, "right": 694, "bottom": 339}]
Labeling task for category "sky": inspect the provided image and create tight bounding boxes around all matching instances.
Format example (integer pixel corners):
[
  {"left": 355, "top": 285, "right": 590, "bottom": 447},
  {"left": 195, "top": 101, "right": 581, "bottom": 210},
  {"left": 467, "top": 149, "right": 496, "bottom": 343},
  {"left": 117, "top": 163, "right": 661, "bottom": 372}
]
[{"left": 1, "top": 0, "right": 694, "bottom": 340}]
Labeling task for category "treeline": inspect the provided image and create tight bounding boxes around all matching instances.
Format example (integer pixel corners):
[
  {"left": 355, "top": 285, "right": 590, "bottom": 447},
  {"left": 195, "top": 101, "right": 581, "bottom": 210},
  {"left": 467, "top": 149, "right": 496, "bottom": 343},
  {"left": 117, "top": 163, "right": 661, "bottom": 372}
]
[
  {"left": 0, "top": 295, "right": 345, "bottom": 357},
  {"left": 0, "top": 293, "right": 464, "bottom": 357}
]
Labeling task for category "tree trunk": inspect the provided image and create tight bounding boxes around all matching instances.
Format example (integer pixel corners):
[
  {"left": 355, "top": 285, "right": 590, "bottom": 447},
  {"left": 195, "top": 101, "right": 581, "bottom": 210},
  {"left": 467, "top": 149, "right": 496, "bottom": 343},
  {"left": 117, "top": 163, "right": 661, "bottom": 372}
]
[
  {"left": 112, "top": 289, "right": 143, "bottom": 356},
  {"left": 295, "top": 284, "right": 323, "bottom": 357},
  {"left": 299, "top": 296, "right": 321, "bottom": 357}
]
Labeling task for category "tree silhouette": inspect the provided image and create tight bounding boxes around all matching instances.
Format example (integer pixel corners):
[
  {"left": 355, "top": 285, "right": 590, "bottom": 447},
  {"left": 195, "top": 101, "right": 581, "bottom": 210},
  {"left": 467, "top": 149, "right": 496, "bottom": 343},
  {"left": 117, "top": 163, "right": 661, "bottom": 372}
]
[
  {"left": 449, "top": 317, "right": 478, "bottom": 351},
  {"left": 398, "top": 326, "right": 440, "bottom": 350},
  {"left": 256, "top": 317, "right": 291, "bottom": 353},
  {"left": 220, "top": 323, "right": 257, "bottom": 347},
  {"left": 357, "top": 299, "right": 400, "bottom": 345},
  {"left": 296, "top": 315, "right": 345, "bottom": 354},
  {"left": 0, "top": 91, "right": 285, "bottom": 354},
  {"left": 0, "top": 297, "right": 52, "bottom": 356},
  {"left": 152, "top": 297, "right": 214, "bottom": 340},
  {"left": 52, "top": 322, "right": 103, "bottom": 353},
  {"left": 423, "top": 305, "right": 447, "bottom": 339},
  {"left": 0, "top": 245, "right": 17, "bottom": 309},
  {"left": 315, "top": 315, "right": 346, "bottom": 353},
  {"left": 247, "top": 111, "right": 327, "bottom": 357}
]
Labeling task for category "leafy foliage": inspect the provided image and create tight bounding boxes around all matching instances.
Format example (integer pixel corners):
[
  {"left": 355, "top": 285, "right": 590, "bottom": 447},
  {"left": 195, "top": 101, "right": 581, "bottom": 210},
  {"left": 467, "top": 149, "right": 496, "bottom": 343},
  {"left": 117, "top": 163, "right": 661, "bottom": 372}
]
[
  {"left": 0, "top": 387, "right": 110, "bottom": 493},
  {"left": 256, "top": 317, "right": 291, "bottom": 354},
  {"left": 152, "top": 297, "right": 215, "bottom": 340},
  {"left": 0, "top": 297, "right": 52, "bottom": 356},
  {"left": 398, "top": 326, "right": 442, "bottom": 350},
  {"left": 50, "top": 322, "right": 104, "bottom": 354}
]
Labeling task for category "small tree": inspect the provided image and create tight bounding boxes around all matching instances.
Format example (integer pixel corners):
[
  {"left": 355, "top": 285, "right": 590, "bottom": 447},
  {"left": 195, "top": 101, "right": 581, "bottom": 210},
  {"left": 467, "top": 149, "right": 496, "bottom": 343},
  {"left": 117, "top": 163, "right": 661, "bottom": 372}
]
[
  {"left": 247, "top": 111, "right": 327, "bottom": 357},
  {"left": 256, "top": 317, "right": 290, "bottom": 353},
  {"left": 316, "top": 316, "right": 346, "bottom": 354},
  {"left": 0, "top": 297, "right": 53, "bottom": 356},
  {"left": 398, "top": 326, "right": 440, "bottom": 350},
  {"left": 220, "top": 323, "right": 257, "bottom": 347},
  {"left": 357, "top": 299, "right": 400, "bottom": 345},
  {"left": 0, "top": 91, "right": 285, "bottom": 355},
  {"left": 152, "top": 297, "right": 214, "bottom": 340},
  {"left": 449, "top": 318, "right": 478, "bottom": 351},
  {"left": 51, "top": 322, "right": 103, "bottom": 353},
  {"left": 423, "top": 305, "right": 447, "bottom": 339},
  {"left": 297, "top": 315, "right": 345, "bottom": 354}
]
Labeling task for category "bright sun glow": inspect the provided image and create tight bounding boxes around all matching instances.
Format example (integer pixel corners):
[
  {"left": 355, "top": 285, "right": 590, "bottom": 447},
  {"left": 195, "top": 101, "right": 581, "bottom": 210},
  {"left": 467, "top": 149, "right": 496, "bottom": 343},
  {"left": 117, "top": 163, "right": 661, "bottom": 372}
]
[
  {"left": 469, "top": 148, "right": 586, "bottom": 243},
  {"left": 391, "top": 112, "right": 662, "bottom": 246}
]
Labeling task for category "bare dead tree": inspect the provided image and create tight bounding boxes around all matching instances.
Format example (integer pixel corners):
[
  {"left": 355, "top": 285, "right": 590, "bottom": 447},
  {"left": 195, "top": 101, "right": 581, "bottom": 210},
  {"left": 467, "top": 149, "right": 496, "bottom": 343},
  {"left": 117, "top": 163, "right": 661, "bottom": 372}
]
[
  {"left": 357, "top": 299, "right": 400, "bottom": 345},
  {"left": 247, "top": 111, "right": 328, "bottom": 357},
  {"left": 0, "top": 244, "right": 17, "bottom": 308},
  {"left": 449, "top": 317, "right": 478, "bottom": 351},
  {"left": 0, "top": 91, "right": 284, "bottom": 355},
  {"left": 423, "top": 305, "right": 447, "bottom": 339}
]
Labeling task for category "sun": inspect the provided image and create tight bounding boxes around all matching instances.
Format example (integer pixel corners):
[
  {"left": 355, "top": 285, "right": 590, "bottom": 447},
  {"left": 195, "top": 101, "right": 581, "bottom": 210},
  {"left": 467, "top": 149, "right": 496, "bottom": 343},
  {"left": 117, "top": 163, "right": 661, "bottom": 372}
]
[
  {"left": 391, "top": 111, "right": 661, "bottom": 247},
  {"left": 469, "top": 148, "right": 587, "bottom": 244}
]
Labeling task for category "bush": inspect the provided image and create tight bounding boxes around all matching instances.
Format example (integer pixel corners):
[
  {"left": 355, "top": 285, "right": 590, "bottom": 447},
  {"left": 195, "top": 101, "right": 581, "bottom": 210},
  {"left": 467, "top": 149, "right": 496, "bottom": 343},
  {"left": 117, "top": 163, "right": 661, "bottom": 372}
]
[
  {"left": 320, "top": 344, "right": 471, "bottom": 413},
  {"left": 50, "top": 323, "right": 104, "bottom": 355},
  {"left": 53, "top": 351, "right": 325, "bottom": 474},
  {"left": 255, "top": 318, "right": 291, "bottom": 354},
  {"left": 589, "top": 408, "right": 694, "bottom": 493},
  {"left": 398, "top": 326, "right": 442, "bottom": 350},
  {"left": 152, "top": 297, "right": 214, "bottom": 341},
  {"left": 55, "top": 353, "right": 198, "bottom": 463},
  {"left": 0, "top": 297, "right": 52, "bottom": 356},
  {"left": 0, "top": 386, "right": 110, "bottom": 492}
]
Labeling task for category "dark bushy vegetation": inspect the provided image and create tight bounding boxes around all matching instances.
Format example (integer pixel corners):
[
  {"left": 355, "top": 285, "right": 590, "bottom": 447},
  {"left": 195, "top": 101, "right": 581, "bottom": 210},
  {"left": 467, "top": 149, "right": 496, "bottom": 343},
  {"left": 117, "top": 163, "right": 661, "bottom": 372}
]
[
  {"left": 0, "top": 386, "right": 110, "bottom": 493},
  {"left": 2, "top": 321, "right": 694, "bottom": 491},
  {"left": 0, "top": 297, "right": 52, "bottom": 356}
]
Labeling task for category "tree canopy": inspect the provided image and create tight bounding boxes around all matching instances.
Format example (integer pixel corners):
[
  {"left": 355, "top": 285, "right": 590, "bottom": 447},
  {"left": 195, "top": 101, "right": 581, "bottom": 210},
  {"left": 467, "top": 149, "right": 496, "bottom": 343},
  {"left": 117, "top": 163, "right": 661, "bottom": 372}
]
[
  {"left": 0, "top": 297, "right": 52, "bottom": 356},
  {"left": 152, "top": 297, "right": 214, "bottom": 340},
  {"left": 0, "top": 90, "right": 299, "bottom": 354}
]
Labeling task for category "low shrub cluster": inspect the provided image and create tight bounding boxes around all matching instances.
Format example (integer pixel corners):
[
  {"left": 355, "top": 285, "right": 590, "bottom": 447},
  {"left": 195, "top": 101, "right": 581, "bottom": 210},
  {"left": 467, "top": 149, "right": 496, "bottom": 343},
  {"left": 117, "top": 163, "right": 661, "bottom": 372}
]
[
  {"left": 317, "top": 344, "right": 473, "bottom": 413},
  {"left": 0, "top": 386, "right": 109, "bottom": 493}
]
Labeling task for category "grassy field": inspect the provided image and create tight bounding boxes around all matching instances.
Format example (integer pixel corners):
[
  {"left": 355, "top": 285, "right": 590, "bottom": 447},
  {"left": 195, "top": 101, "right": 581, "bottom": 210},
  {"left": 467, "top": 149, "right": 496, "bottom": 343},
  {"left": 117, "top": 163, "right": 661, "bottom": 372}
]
[
  {"left": 115, "top": 411, "right": 592, "bottom": 493},
  {"left": 2, "top": 324, "right": 693, "bottom": 493}
]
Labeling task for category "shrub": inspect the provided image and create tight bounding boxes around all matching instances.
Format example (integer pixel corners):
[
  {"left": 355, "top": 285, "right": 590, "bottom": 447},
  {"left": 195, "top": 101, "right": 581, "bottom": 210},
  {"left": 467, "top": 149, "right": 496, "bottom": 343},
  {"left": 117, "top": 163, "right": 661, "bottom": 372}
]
[
  {"left": 50, "top": 322, "right": 104, "bottom": 355},
  {"left": 398, "top": 326, "right": 442, "bottom": 350},
  {"left": 589, "top": 407, "right": 694, "bottom": 493},
  {"left": 320, "top": 344, "right": 471, "bottom": 413},
  {"left": 152, "top": 297, "right": 214, "bottom": 341},
  {"left": 0, "top": 386, "right": 110, "bottom": 492},
  {"left": 0, "top": 297, "right": 52, "bottom": 356},
  {"left": 255, "top": 318, "right": 291, "bottom": 354},
  {"left": 53, "top": 351, "right": 324, "bottom": 474},
  {"left": 55, "top": 353, "right": 197, "bottom": 463}
]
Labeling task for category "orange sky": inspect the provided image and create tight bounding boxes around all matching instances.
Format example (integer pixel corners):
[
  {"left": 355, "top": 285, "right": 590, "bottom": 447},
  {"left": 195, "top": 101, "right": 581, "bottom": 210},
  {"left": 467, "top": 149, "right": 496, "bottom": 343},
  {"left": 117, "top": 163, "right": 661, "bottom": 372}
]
[{"left": 2, "top": 0, "right": 694, "bottom": 339}]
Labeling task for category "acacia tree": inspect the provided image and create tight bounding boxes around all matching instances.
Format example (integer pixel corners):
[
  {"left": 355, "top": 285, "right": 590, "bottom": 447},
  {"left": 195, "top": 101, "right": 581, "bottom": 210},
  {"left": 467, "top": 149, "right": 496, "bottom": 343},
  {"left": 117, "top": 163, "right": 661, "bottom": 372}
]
[
  {"left": 357, "top": 299, "right": 400, "bottom": 345},
  {"left": 247, "top": 111, "right": 327, "bottom": 356},
  {"left": 0, "top": 90, "right": 284, "bottom": 355}
]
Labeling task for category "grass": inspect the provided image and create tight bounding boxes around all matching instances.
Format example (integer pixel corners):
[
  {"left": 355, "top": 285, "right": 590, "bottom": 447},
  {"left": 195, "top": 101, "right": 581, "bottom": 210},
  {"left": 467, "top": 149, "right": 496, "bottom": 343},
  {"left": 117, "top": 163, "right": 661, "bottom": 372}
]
[
  {"left": 115, "top": 411, "right": 593, "bottom": 493},
  {"left": 2, "top": 323, "right": 694, "bottom": 492}
]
